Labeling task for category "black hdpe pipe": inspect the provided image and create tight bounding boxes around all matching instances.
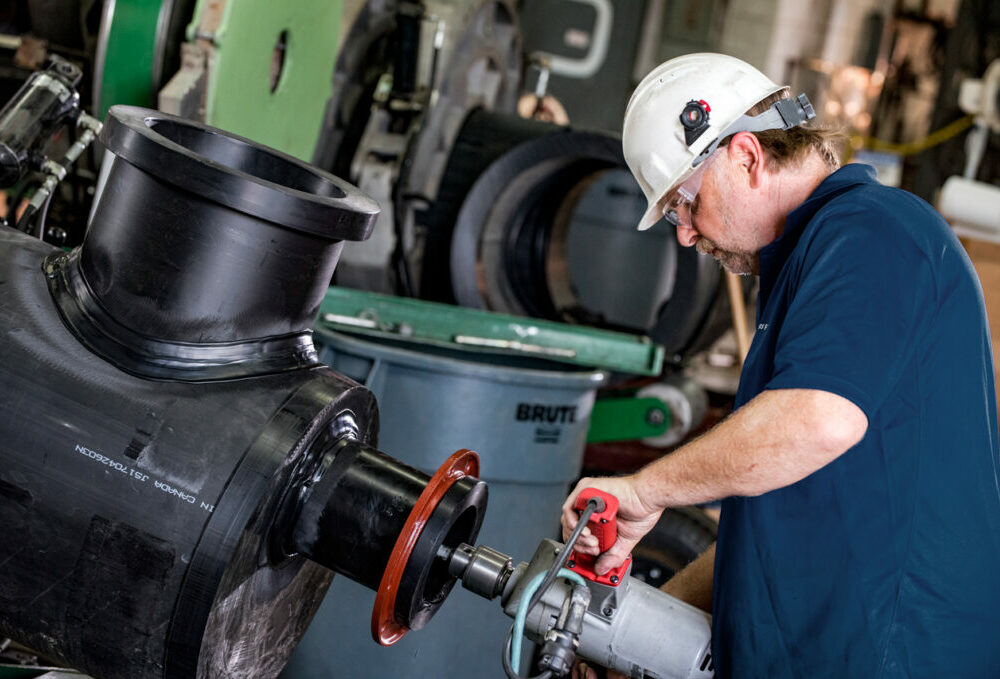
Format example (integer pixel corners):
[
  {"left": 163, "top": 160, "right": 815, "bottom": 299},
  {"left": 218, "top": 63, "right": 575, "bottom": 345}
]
[
  {"left": 281, "top": 439, "right": 485, "bottom": 633},
  {"left": 0, "top": 106, "right": 487, "bottom": 679},
  {"left": 51, "top": 106, "right": 378, "bottom": 380}
]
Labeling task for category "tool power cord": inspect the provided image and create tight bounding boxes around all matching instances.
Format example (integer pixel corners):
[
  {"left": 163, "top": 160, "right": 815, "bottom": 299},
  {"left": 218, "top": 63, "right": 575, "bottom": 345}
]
[{"left": 502, "top": 498, "right": 601, "bottom": 679}]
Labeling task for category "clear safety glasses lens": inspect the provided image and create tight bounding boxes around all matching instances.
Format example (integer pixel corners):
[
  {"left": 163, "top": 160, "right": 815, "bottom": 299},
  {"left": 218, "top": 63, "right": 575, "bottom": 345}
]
[{"left": 661, "top": 151, "right": 718, "bottom": 227}]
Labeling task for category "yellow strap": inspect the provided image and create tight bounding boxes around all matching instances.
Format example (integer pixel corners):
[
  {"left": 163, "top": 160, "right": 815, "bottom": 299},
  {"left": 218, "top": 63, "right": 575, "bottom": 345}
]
[{"left": 852, "top": 115, "right": 975, "bottom": 156}]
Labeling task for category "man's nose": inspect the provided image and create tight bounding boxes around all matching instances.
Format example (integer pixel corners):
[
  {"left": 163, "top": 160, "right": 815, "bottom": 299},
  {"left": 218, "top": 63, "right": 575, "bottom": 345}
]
[{"left": 675, "top": 222, "right": 699, "bottom": 247}]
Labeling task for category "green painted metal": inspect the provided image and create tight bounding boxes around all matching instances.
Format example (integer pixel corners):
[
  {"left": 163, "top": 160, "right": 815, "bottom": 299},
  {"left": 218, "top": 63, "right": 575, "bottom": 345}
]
[
  {"left": 200, "top": 0, "right": 341, "bottom": 161},
  {"left": 0, "top": 668, "right": 37, "bottom": 679},
  {"left": 318, "top": 287, "right": 665, "bottom": 376},
  {"left": 0, "top": 667, "right": 38, "bottom": 679},
  {"left": 586, "top": 397, "right": 671, "bottom": 444},
  {"left": 95, "top": 0, "right": 163, "bottom": 119}
]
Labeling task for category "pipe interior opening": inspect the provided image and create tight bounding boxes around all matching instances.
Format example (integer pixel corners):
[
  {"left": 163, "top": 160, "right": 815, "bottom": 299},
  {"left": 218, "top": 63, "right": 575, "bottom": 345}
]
[{"left": 145, "top": 117, "right": 346, "bottom": 199}]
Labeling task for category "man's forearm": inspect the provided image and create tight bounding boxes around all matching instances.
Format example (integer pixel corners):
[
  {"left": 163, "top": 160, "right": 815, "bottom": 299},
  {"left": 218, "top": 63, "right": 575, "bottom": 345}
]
[
  {"left": 633, "top": 388, "right": 867, "bottom": 509},
  {"left": 661, "top": 543, "right": 715, "bottom": 613}
]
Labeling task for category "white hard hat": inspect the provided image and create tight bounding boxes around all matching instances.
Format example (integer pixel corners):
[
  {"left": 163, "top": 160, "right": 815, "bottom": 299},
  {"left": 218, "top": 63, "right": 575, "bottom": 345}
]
[{"left": 623, "top": 53, "right": 815, "bottom": 231}]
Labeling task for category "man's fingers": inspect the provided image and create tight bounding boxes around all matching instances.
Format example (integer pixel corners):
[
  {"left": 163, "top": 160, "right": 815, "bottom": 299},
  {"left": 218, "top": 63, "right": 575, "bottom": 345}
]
[
  {"left": 561, "top": 485, "right": 584, "bottom": 540},
  {"left": 561, "top": 477, "right": 599, "bottom": 541},
  {"left": 561, "top": 478, "right": 592, "bottom": 515},
  {"left": 595, "top": 540, "right": 635, "bottom": 575},
  {"left": 561, "top": 509, "right": 580, "bottom": 542},
  {"left": 572, "top": 533, "right": 599, "bottom": 555}
]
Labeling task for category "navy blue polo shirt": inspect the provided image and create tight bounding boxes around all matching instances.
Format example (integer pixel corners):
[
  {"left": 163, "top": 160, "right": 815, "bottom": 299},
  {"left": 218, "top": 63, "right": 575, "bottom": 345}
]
[{"left": 712, "top": 164, "right": 1000, "bottom": 678}]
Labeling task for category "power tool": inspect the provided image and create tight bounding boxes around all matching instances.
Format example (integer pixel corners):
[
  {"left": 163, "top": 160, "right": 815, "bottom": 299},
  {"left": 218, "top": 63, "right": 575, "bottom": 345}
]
[{"left": 443, "top": 489, "right": 715, "bottom": 679}]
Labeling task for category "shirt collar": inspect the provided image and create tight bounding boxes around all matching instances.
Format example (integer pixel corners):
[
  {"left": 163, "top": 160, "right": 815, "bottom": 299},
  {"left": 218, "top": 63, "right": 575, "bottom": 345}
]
[{"left": 758, "top": 163, "right": 878, "bottom": 300}]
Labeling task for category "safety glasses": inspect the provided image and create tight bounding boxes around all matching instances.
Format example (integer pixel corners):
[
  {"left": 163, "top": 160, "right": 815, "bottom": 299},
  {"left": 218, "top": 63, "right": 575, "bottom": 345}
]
[{"left": 660, "top": 149, "right": 720, "bottom": 228}]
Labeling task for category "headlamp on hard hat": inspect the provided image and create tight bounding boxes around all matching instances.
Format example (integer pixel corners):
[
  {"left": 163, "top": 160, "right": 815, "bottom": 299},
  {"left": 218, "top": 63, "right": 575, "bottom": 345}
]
[{"left": 680, "top": 100, "right": 711, "bottom": 146}]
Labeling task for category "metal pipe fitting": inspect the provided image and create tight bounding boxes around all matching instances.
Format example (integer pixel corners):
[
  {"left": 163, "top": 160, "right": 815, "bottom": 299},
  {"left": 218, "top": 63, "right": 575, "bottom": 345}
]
[{"left": 446, "top": 543, "right": 515, "bottom": 600}]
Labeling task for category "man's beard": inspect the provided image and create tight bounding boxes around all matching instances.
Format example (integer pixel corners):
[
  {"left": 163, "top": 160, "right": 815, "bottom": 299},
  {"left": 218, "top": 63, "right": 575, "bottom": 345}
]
[{"left": 695, "top": 237, "right": 758, "bottom": 275}]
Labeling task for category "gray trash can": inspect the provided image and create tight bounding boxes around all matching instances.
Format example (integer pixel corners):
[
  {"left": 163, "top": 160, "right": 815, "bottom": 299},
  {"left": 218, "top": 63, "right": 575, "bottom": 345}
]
[{"left": 280, "top": 329, "right": 606, "bottom": 679}]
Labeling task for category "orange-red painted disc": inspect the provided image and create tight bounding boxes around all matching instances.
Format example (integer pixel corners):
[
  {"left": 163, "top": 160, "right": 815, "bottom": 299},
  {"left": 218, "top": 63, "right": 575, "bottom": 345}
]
[{"left": 371, "top": 449, "right": 480, "bottom": 646}]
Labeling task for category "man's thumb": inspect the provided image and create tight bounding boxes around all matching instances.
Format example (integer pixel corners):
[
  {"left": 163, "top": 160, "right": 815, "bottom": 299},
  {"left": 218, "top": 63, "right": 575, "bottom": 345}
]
[{"left": 595, "top": 541, "right": 632, "bottom": 575}]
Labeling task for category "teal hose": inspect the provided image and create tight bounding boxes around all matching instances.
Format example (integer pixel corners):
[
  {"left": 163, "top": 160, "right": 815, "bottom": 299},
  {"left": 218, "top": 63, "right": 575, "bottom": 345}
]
[{"left": 510, "top": 568, "right": 589, "bottom": 673}]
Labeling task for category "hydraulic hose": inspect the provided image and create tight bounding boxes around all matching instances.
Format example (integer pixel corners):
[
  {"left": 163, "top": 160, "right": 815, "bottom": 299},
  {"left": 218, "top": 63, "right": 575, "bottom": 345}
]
[
  {"left": 501, "top": 498, "right": 600, "bottom": 679},
  {"left": 529, "top": 498, "right": 598, "bottom": 612},
  {"left": 509, "top": 569, "right": 588, "bottom": 673}
]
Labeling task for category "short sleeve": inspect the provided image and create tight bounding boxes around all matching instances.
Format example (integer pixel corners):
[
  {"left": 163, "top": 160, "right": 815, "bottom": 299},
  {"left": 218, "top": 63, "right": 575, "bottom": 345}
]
[{"left": 764, "top": 206, "right": 934, "bottom": 419}]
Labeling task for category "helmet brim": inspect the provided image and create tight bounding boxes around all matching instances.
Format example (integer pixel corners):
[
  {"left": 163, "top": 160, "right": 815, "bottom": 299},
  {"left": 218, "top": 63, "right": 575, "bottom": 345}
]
[{"left": 637, "top": 200, "right": 663, "bottom": 231}]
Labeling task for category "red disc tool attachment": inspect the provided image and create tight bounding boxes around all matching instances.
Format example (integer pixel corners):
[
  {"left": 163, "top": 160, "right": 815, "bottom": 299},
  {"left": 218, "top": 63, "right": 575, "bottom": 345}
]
[
  {"left": 371, "top": 449, "right": 480, "bottom": 645},
  {"left": 566, "top": 487, "right": 632, "bottom": 586}
]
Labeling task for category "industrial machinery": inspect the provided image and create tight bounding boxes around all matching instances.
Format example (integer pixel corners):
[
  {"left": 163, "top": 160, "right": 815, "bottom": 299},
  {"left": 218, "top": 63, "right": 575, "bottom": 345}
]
[
  {"left": 313, "top": 0, "right": 522, "bottom": 295},
  {"left": 92, "top": 0, "right": 197, "bottom": 120},
  {"left": 0, "top": 0, "right": 745, "bottom": 362},
  {"left": 154, "top": 0, "right": 343, "bottom": 161},
  {"left": 0, "top": 7, "right": 726, "bottom": 676},
  {"left": 0, "top": 54, "right": 101, "bottom": 244},
  {"left": 284, "top": 291, "right": 657, "bottom": 679},
  {"left": 316, "top": 0, "right": 742, "bottom": 361},
  {"left": 0, "top": 98, "right": 719, "bottom": 679},
  {"left": 446, "top": 489, "right": 714, "bottom": 679},
  {"left": 0, "top": 106, "right": 488, "bottom": 679}
]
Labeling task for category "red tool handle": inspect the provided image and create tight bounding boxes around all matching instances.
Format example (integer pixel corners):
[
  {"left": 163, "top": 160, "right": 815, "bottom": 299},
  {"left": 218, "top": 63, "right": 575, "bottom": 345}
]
[
  {"left": 568, "top": 488, "right": 631, "bottom": 587},
  {"left": 573, "top": 488, "right": 619, "bottom": 552}
]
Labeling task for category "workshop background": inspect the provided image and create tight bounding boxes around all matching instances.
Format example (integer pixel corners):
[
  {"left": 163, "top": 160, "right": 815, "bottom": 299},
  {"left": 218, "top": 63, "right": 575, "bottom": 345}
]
[{"left": 0, "top": 0, "right": 996, "bottom": 678}]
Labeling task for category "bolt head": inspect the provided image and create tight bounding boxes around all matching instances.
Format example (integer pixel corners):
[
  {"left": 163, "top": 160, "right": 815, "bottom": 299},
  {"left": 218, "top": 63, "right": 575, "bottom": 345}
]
[
  {"left": 45, "top": 227, "right": 67, "bottom": 245},
  {"left": 567, "top": 560, "right": 576, "bottom": 569},
  {"left": 610, "top": 575, "right": 619, "bottom": 584},
  {"left": 602, "top": 606, "right": 613, "bottom": 616},
  {"left": 646, "top": 407, "right": 666, "bottom": 426}
]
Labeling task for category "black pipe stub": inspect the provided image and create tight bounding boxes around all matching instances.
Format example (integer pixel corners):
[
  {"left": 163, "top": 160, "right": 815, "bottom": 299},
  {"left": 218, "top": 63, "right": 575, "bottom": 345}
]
[
  {"left": 284, "top": 439, "right": 430, "bottom": 589},
  {"left": 48, "top": 106, "right": 381, "bottom": 379},
  {"left": 45, "top": 248, "right": 325, "bottom": 381},
  {"left": 283, "top": 441, "right": 486, "bottom": 643},
  {"left": 100, "top": 106, "right": 379, "bottom": 240}
]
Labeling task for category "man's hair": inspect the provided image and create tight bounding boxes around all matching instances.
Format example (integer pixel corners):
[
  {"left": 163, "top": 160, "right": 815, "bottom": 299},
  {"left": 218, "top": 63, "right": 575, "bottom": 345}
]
[{"left": 738, "top": 89, "right": 845, "bottom": 171}]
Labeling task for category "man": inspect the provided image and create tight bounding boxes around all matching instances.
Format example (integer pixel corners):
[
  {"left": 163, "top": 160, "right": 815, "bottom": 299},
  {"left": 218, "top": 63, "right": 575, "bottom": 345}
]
[{"left": 563, "top": 53, "right": 1000, "bottom": 678}]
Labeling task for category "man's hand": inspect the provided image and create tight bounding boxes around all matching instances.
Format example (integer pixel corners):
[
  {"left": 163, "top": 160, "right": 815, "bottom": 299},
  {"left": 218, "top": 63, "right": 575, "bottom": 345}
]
[
  {"left": 572, "top": 660, "right": 627, "bottom": 679},
  {"left": 561, "top": 475, "right": 662, "bottom": 575}
]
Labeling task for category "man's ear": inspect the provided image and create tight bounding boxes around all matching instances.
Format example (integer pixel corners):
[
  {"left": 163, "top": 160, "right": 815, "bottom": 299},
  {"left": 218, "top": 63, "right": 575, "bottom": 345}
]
[{"left": 727, "top": 131, "right": 765, "bottom": 189}]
